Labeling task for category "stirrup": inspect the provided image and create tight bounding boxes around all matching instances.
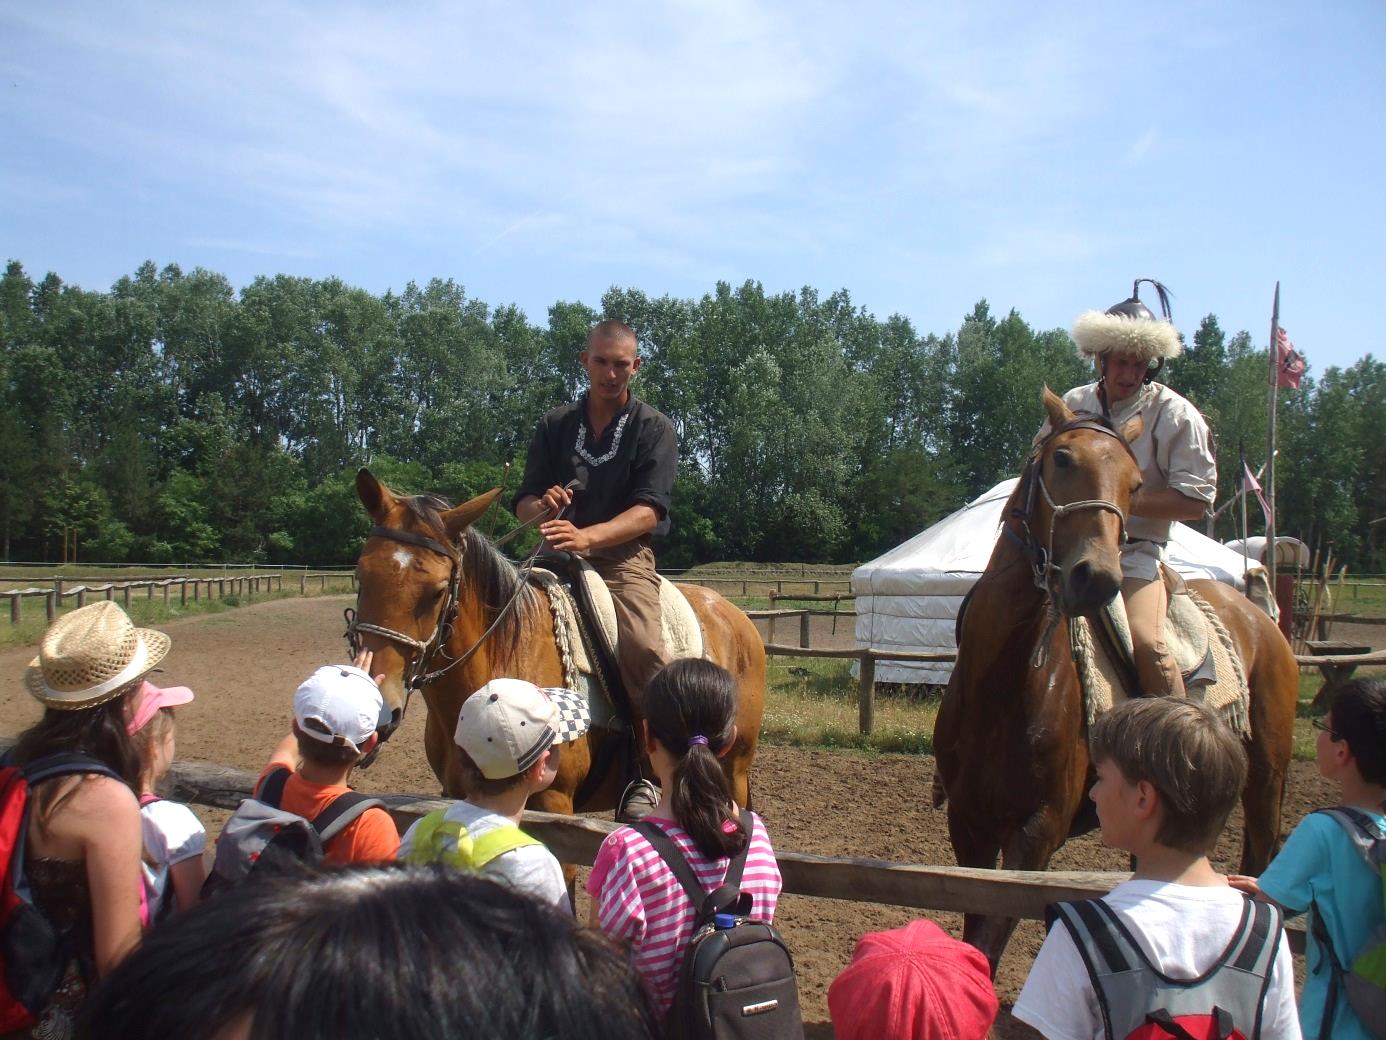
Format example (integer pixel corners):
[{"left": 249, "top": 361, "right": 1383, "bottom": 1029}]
[{"left": 617, "top": 778, "right": 660, "bottom": 824}]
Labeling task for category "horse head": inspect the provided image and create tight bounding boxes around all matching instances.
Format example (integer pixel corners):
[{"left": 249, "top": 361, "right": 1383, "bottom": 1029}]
[
  {"left": 351, "top": 468, "right": 502, "bottom": 746},
  {"left": 1024, "top": 388, "right": 1144, "bottom": 618}
]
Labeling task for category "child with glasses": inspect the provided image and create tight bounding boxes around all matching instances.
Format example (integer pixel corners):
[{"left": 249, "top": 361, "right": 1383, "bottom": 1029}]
[{"left": 1231, "top": 677, "right": 1386, "bottom": 1040}]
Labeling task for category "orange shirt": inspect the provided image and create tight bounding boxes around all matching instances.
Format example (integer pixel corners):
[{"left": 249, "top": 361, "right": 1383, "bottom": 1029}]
[{"left": 255, "top": 762, "right": 399, "bottom": 865}]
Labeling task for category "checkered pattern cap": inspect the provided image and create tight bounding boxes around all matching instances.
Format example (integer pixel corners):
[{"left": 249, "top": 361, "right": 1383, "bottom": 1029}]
[{"left": 455, "top": 678, "right": 591, "bottom": 780}]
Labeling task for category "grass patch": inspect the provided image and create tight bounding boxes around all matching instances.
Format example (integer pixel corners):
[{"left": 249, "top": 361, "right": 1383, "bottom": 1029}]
[{"left": 759, "top": 656, "right": 937, "bottom": 755}]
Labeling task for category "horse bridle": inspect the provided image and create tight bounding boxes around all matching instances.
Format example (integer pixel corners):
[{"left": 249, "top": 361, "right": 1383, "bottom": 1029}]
[
  {"left": 1008, "top": 415, "right": 1135, "bottom": 665},
  {"left": 343, "top": 485, "right": 577, "bottom": 758}
]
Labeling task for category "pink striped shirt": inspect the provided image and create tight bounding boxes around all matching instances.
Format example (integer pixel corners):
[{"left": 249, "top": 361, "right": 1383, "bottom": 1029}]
[{"left": 586, "top": 812, "right": 782, "bottom": 1015}]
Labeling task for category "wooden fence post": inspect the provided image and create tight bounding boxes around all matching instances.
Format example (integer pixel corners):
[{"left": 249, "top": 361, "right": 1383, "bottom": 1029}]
[
  {"left": 122, "top": 585, "right": 131, "bottom": 609},
  {"left": 105, "top": 586, "right": 114, "bottom": 602},
  {"left": 163, "top": 583, "right": 170, "bottom": 607},
  {"left": 193, "top": 582, "right": 200, "bottom": 602},
  {"left": 814, "top": 580, "right": 821, "bottom": 595},
  {"left": 768, "top": 612, "right": 778, "bottom": 645},
  {"left": 858, "top": 654, "right": 876, "bottom": 736},
  {"left": 53, "top": 579, "right": 62, "bottom": 600},
  {"left": 146, "top": 582, "right": 154, "bottom": 600},
  {"left": 9, "top": 595, "right": 18, "bottom": 624},
  {"left": 800, "top": 611, "right": 811, "bottom": 648},
  {"left": 179, "top": 580, "right": 187, "bottom": 606},
  {"left": 77, "top": 589, "right": 86, "bottom": 607},
  {"left": 45, "top": 591, "right": 55, "bottom": 621},
  {"left": 320, "top": 575, "right": 326, "bottom": 592},
  {"left": 300, "top": 573, "right": 307, "bottom": 595}
]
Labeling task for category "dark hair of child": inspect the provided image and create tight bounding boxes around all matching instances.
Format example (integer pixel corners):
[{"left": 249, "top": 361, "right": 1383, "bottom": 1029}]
[
  {"left": 14, "top": 694, "right": 142, "bottom": 821},
  {"left": 77, "top": 864, "right": 660, "bottom": 1040},
  {"left": 294, "top": 722, "right": 365, "bottom": 767},
  {"left": 644, "top": 658, "right": 746, "bottom": 860},
  {"left": 1327, "top": 678, "right": 1386, "bottom": 786}
]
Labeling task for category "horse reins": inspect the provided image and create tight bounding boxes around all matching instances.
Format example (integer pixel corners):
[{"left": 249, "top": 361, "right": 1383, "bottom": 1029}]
[{"left": 1008, "top": 416, "right": 1135, "bottom": 667}]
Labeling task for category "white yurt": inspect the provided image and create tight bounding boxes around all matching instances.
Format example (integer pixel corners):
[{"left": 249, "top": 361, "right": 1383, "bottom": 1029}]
[{"left": 852, "top": 479, "right": 1254, "bottom": 685}]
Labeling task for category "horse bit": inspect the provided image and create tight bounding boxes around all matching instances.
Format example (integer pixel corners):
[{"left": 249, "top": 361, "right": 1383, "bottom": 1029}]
[{"left": 1009, "top": 416, "right": 1133, "bottom": 667}]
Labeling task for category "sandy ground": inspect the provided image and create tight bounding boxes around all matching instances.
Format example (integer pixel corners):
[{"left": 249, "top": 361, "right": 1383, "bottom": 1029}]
[{"left": 0, "top": 595, "right": 1342, "bottom": 1038}]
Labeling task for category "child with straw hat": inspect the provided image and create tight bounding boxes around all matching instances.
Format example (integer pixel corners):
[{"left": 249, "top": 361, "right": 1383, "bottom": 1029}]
[{"left": 8, "top": 602, "right": 177, "bottom": 1035}]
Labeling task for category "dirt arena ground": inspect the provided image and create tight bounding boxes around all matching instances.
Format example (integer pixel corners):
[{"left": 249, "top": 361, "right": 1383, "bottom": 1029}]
[{"left": 0, "top": 596, "right": 1343, "bottom": 1037}]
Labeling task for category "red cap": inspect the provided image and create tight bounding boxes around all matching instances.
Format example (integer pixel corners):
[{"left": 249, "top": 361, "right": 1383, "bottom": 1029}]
[{"left": 828, "top": 919, "right": 998, "bottom": 1040}]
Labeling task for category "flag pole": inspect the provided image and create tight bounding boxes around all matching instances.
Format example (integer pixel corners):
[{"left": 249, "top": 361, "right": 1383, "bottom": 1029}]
[
  {"left": 1239, "top": 443, "right": 1250, "bottom": 579},
  {"left": 1266, "top": 282, "right": 1281, "bottom": 604}
]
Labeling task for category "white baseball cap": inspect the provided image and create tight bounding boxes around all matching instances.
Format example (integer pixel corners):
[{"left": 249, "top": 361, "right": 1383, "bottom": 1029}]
[
  {"left": 455, "top": 678, "right": 591, "bottom": 780},
  {"left": 293, "top": 665, "right": 384, "bottom": 753}
]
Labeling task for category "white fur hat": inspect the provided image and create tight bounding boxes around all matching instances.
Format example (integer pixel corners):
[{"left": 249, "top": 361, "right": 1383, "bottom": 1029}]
[{"left": 1071, "top": 278, "right": 1183, "bottom": 363}]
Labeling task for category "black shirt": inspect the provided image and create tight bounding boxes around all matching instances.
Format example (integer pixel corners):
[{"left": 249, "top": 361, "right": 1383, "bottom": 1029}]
[{"left": 514, "top": 393, "right": 677, "bottom": 536}]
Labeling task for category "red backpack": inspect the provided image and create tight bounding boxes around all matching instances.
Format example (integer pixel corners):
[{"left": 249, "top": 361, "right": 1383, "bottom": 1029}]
[{"left": 0, "top": 752, "right": 122, "bottom": 1032}]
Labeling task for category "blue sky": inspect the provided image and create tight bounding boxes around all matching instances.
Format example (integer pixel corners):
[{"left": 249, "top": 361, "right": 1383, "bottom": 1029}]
[{"left": 3, "top": 2, "right": 1383, "bottom": 375}]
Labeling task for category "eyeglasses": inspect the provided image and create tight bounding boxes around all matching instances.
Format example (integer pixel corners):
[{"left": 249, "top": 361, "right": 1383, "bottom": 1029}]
[{"left": 1311, "top": 718, "right": 1341, "bottom": 739}]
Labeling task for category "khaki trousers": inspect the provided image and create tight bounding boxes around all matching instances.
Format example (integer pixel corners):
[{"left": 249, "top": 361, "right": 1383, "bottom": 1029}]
[
  {"left": 1121, "top": 575, "right": 1185, "bottom": 699},
  {"left": 588, "top": 538, "right": 670, "bottom": 718}
]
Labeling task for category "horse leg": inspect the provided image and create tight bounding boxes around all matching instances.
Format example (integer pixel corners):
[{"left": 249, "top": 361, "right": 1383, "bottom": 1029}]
[
  {"left": 964, "top": 805, "right": 1075, "bottom": 975},
  {"left": 530, "top": 785, "right": 581, "bottom": 912},
  {"left": 1240, "top": 671, "right": 1296, "bottom": 873},
  {"left": 422, "top": 707, "right": 456, "bottom": 795}
]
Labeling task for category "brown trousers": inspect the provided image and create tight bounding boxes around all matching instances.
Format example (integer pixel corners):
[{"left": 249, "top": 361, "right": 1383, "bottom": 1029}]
[
  {"left": 588, "top": 538, "right": 670, "bottom": 718},
  {"left": 1122, "top": 575, "right": 1185, "bottom": 699}
]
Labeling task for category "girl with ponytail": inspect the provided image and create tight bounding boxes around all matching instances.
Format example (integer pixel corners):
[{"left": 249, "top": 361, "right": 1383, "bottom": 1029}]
[{"left": 586, "top": 659, "right": 782, "bottom": 1016}]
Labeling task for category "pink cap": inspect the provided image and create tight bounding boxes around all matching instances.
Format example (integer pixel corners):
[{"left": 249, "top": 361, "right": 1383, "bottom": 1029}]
[
  {"left": 828, "top": 919, "right": 998, "bottom": 1040},
  {"left": 126, "top": 679, "right": 195, "bottom": 735}
]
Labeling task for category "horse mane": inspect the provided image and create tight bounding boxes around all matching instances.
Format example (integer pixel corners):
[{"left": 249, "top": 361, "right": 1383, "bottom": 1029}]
[{"left": 399, "top": 493, "right": 537, "bottom": 665}]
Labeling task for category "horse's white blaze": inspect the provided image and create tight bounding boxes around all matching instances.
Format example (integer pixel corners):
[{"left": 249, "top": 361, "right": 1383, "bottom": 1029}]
[{"left": 391, "top": 549, "right": 413, "bottom": 570}]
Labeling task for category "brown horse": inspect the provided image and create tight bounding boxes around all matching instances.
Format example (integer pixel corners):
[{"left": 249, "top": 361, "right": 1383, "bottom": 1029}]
[
  {"left": 932, "top": 389, "right": 1298, "bottom": 971},
  {"left": 348, "top": 469, "right": 766, "bottom": 816}
]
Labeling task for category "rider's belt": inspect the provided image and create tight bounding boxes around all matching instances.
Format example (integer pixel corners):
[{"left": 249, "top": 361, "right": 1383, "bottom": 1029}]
[{"left": 1125, "top": 537, "right": 1167, "bottom": 547}]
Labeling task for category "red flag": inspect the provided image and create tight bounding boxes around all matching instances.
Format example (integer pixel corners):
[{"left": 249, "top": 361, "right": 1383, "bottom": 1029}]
[
  {"left": 1275, "top": 327, "right": 1305, "bottom": 388},
  {"left": 1243, "top": 461, "right": 1272, "bottom": 525}
]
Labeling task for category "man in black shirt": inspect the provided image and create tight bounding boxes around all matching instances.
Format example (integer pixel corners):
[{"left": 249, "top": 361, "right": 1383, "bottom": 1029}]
[{"left": 513, "top": 320, "right": 677, "bottom": 819}]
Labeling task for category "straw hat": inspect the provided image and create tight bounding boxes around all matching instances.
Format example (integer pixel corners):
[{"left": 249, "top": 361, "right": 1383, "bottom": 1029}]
[{"left": 24, "top": 601, "right": 171, "bottom": 710}]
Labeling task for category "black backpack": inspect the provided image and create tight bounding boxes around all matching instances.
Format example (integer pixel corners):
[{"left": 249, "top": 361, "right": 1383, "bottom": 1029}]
[
  {"left": 632, "top": 810, "right": 803, "bottom": 1040},
  {"left": 202, "top": 767, "right": 384, "bottom": 895}
]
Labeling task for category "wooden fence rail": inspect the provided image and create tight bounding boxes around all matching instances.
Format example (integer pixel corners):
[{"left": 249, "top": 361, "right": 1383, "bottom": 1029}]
[
  {"left": 0, "top": 571, "right": 361, "bottom": 625},
  {"left": 130, "top": 751, "right": 1290, "bottom": 952}
]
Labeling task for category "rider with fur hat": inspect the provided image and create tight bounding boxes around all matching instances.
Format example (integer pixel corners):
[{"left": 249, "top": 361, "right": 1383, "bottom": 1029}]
[{"left": 1061, "top": 279, "right": 1217, "bottom": 699}]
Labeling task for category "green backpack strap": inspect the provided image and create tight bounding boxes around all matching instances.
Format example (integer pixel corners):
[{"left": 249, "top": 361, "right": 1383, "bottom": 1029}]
[{"left": 403, "top": 810, "right": 540, "bottom": 871}]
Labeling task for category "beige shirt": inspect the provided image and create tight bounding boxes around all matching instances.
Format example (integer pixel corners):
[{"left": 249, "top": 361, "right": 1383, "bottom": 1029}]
[{"left": 1060, "top": 381, "right": 1217, "bottom": 544}]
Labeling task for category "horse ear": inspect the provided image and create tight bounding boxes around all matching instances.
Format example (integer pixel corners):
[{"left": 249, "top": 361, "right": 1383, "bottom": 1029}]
[
  {"left": 1121, "top": 415, "right": 1145, "bottom": 444},
  {"left": 443, "top": 487, "right": 503, "bottom": 539},
  {"left": 1042, "top": 386, "right": 1074, "bottom": 428},
  {"left": 356, "top": 468, "right": 395, "bottom": 521}
]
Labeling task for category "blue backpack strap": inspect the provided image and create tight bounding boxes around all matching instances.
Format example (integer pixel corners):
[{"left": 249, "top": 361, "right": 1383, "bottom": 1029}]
[
  {"left": 21, "top": 752, "right": 122, "bottom": 786},
  {"left": 255, "top": 767, "right": 292, "bottom": 808}
]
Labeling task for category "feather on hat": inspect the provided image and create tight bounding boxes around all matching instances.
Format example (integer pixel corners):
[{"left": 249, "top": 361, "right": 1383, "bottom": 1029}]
[{"left": 1071, "top": 278, "right": 1183, "bottom": 363}]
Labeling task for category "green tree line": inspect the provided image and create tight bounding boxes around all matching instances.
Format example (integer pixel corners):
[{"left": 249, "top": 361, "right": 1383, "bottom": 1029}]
[{"left": 2, "top": 259, "right": 1382, "bottom": 570}]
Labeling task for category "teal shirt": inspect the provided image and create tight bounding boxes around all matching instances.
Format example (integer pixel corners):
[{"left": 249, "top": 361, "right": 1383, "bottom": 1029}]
[{"left": 1259, "top": 809, "right": 1386, "bottom": 1040}]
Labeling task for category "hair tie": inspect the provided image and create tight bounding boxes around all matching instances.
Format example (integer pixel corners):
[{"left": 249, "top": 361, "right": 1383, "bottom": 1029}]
[{"left": 688, "top": 735, "right": 710, "bottom": 748}]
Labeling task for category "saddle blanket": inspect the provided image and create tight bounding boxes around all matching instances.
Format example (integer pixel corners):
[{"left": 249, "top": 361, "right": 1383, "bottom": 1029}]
[
  {"left": 1070, "top": 581, "right": 1250, "bottom": 736},
  {"left": 530, "top": 563, "right": 704, "bottom": 729}
]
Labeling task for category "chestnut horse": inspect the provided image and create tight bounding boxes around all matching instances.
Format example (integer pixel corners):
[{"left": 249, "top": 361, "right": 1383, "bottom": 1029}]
[
  {"left": 932, "top": 389, "right": 1298, "bottom": 971},
  {"left": 348, "top": 469, "right": 766, "bottom": 816}
]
